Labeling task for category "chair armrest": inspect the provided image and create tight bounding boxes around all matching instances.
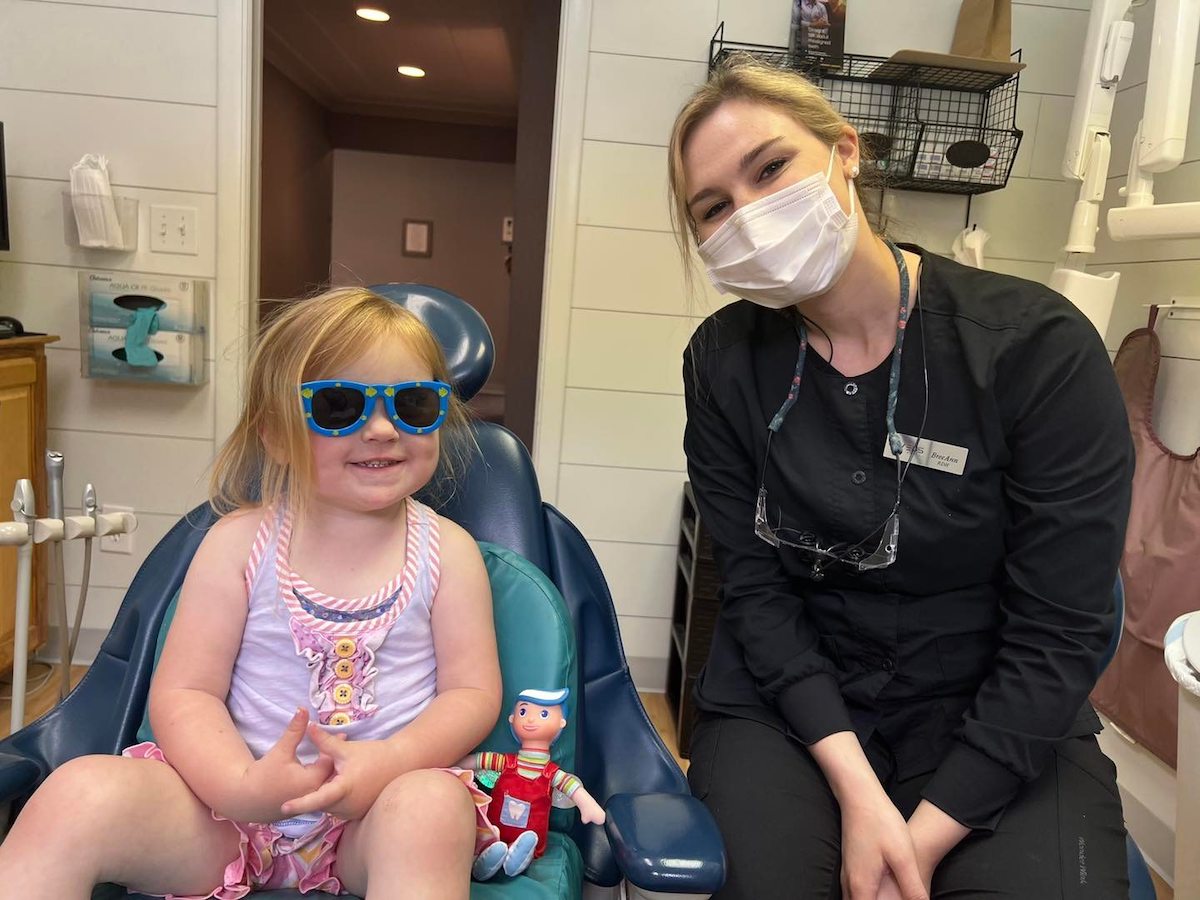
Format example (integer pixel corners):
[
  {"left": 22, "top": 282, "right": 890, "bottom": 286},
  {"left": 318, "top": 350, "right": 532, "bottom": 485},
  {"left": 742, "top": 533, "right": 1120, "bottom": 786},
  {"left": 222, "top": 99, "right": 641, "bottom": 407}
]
[
  {"left": 0, "top": 750, "right": 42, "bottom": 805},
  {"left": 604, "top": 792, "right": 725, "bottom": 896}
]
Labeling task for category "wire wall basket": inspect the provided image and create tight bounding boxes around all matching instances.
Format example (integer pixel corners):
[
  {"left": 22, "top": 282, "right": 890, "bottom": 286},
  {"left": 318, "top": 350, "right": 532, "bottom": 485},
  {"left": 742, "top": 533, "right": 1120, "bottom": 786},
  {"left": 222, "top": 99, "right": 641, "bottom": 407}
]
[{"left": 709, "top": 23, "right": 1024, "bottom": 196}]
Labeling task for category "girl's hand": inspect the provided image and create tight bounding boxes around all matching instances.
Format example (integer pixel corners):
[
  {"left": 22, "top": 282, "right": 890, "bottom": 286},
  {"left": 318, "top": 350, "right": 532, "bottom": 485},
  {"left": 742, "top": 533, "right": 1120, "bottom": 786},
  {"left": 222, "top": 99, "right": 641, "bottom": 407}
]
[
  {"left": 839, "top": 791, "right": 929, "bottom": 900},
  {"left": 239, "top": 709, "right": 335, "bottom": 823},
  {"left": 280, "top": 725, "right": 399, "bottom": 821}
]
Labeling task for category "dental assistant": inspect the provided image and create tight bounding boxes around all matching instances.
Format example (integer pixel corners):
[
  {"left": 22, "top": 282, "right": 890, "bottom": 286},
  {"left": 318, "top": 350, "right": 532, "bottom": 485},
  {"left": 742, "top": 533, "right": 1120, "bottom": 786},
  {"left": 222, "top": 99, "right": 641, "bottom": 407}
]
[{"left": 671, "top": 57, "right": 1134, "bottom": 900}]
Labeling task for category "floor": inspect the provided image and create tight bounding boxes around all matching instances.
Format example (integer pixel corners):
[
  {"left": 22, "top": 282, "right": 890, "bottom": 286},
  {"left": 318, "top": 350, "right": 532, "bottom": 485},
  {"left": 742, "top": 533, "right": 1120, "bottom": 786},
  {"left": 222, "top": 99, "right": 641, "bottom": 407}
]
[{"left": 637, "top": 691, "right": 1174, "bottom": 900}]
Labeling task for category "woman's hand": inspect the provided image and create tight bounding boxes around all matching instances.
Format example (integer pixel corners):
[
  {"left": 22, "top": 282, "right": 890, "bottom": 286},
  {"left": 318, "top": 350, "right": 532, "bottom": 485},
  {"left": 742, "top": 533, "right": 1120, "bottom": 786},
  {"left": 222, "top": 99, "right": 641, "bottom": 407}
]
[
  {"left": 280, "top": 725, "right": 401, "bottom": 822},
  {"left": 838, "top": 790, "right": 928, "bottom": 900},
  {"left": 907, "top": 800, "right": 971, "bottom": 889},
  {"left": 237, "top": 709, "right": 335, "bottom": 823},
  {"left": 872, "top": 801, "right": 971, "bottom": 898}
]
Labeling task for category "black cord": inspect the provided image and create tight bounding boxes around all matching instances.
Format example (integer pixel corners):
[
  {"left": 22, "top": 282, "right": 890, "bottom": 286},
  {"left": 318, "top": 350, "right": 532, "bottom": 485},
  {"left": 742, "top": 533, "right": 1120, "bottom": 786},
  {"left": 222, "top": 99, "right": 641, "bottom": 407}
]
[{"left": 798, "top": 310, "right": 836, "bottom": 370}]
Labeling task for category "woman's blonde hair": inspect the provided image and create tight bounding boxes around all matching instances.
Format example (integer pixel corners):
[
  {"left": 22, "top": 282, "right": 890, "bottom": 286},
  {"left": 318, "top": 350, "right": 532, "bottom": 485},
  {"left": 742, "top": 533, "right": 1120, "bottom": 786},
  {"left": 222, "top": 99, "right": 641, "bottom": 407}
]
[
  {"left": 210, "top": 287, "right": 473, "bottom": 515},
  {"left": 667, "top": 54, "right": 878, "bottom": 291}
]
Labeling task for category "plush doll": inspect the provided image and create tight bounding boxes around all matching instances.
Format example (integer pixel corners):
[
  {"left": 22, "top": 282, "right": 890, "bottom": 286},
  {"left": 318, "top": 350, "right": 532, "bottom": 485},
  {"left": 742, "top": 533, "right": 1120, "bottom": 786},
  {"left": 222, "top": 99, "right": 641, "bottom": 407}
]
[{"left": 462, "top": 687, "right": 605, "bottom": 880}]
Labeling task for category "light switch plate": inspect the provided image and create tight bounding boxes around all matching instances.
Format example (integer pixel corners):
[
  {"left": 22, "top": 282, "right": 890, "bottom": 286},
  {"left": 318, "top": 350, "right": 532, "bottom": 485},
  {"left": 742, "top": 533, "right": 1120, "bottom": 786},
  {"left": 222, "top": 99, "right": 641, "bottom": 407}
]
[{"left": 149, "top": 205, "right": 198, "bottom": 255}]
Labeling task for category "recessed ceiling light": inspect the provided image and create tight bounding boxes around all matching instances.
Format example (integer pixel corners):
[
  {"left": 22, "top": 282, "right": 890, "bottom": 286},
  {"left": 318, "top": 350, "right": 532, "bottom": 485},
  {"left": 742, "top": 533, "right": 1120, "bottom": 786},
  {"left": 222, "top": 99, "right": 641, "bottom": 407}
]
[
  {"left": 397, "top": 65, "right": 426, "bottom": 78},
  {"left": 356, "top": 7, "right": 390, "bottom": 22}
]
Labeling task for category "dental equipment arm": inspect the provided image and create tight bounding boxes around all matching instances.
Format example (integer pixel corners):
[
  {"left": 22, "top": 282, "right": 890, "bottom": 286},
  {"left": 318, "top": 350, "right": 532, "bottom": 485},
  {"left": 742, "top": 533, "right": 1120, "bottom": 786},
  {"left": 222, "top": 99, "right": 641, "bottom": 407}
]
[
  {"left": 1049, "top": 0, "right": 1136, "bottom": 337},
  {"left": 1108, "top": 0, "right": 1200, "bottom": 239},
  {"left": 44, "top": 451, "right": 71, "bottom": 699},
  {"left": 67, "top": 485, "right": 96, "bottom": 664},
  {"left": 1, "top": 482, "right": 36, "bottom": 735}
]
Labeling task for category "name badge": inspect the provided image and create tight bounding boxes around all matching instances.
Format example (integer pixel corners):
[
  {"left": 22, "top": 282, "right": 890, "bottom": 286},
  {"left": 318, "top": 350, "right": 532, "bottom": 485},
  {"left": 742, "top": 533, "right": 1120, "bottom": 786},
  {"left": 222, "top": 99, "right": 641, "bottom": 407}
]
[{"left": 882, "top": 434, "right": 969, "bottom": 476}]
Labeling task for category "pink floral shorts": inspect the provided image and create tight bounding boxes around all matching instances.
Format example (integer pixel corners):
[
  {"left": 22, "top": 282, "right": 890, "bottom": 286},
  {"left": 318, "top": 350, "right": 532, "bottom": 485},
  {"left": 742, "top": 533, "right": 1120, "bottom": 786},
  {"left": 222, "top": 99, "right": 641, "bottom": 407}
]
[{"left": 122, "top": 741, "right": 495, "bottom": 899}]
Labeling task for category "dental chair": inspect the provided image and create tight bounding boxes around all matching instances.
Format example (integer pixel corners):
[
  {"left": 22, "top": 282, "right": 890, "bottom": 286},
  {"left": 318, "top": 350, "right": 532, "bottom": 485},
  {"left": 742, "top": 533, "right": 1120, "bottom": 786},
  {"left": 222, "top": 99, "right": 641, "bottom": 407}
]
[{"left": 0, "top": 284, "right": 725, "bottom": 900}]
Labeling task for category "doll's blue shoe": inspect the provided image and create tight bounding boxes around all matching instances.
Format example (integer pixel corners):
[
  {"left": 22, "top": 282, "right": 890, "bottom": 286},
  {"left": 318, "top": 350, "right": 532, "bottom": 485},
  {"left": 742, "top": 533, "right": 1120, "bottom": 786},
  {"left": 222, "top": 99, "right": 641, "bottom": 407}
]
[
  {"left": 503, "top": 830, "right": 539, "bottom": 876},
  {"left": 472, "top": 841, "right": 508, "bottom": 881}
]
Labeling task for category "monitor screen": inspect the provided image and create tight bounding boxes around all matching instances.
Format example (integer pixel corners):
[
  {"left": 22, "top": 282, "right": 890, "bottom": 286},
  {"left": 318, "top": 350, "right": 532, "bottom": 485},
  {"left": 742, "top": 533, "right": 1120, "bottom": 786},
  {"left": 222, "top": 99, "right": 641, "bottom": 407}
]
[{"left": 0, "top": 122, "right": 8, "bottom": 253}]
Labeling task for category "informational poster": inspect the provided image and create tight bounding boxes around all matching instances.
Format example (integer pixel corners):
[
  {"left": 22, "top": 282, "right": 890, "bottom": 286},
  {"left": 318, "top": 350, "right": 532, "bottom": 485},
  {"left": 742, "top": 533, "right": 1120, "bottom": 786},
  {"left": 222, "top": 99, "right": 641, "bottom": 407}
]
[{"left": 789, "top": 0, "right": 847, "bottom": 66}]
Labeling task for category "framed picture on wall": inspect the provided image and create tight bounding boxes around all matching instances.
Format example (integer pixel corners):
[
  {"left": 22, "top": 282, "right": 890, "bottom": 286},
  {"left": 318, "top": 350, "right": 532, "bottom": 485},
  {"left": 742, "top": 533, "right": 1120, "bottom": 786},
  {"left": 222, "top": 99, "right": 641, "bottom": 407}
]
[{"left": 402, "top": 219, "right": 433, "bottom": 258}]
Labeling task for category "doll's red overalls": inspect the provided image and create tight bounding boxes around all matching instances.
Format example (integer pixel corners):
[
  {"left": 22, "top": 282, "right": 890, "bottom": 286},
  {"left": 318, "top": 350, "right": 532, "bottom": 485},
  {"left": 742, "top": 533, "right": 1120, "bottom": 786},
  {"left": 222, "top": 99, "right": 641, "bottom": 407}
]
[{"left": 487, "top": 755, "right": 560, "bottom": 857}]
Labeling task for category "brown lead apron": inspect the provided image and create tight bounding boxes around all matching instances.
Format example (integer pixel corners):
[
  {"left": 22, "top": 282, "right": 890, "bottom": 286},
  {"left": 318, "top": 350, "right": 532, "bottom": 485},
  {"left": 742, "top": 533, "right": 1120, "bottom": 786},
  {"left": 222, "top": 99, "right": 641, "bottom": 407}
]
[{"left": 1092, "top": 308, "right": 1200, "bottom": 768}]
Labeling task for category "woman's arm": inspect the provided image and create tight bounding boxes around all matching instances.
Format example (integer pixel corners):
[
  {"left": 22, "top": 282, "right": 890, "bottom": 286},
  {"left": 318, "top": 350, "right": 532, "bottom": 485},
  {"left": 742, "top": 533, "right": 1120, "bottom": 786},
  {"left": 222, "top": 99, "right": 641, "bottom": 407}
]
[{"left": 919, "top": 296, "right": 1134, "bottom": 835}]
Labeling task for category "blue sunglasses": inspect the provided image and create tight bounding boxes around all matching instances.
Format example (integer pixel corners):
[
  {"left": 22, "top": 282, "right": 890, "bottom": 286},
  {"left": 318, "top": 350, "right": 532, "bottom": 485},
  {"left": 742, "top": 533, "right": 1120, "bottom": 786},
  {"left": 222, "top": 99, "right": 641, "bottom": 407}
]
[{"left": 299, "top": 380, "right": 451, "bottom": 437}]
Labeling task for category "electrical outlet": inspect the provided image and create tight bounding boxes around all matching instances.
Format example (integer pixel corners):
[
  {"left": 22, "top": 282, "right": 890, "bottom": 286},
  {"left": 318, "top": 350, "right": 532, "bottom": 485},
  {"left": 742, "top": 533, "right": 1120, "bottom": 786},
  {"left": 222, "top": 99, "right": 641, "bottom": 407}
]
[
  {"left": 149, "top": 205, "right": 199, "bottom": 255},
  {"left": 99, "top": 504, "right": 135, "bottom": 555}
]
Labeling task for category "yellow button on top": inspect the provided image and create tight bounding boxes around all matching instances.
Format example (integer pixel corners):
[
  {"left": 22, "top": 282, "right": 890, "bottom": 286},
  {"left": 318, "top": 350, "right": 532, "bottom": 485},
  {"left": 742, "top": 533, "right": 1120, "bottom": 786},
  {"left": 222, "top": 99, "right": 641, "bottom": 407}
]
[
  {"left": 334, "top": 659, "right": 355, "bottom": 680},
  {"left": 334, "top": 638, "right": 357, "bottom": 659},
  {"left": 329, "top": 712, "right": 352, "bottom": 726},
  {"left": 333, "top": 683, "right": 354, "bottom": 705}
]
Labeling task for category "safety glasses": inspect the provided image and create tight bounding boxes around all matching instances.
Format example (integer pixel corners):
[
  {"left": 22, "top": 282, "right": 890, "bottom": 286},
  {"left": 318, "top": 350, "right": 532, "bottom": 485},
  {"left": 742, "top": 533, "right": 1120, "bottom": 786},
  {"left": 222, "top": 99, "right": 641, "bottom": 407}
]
[
  {"left": 299, "top": 380, "right": 450, "bottom": 437},
  {"left": 754, "top": 430, "right": 903, "bottom": 576},
  {"left": 753, "top": 239, "right": 926, "bottom": 580}
]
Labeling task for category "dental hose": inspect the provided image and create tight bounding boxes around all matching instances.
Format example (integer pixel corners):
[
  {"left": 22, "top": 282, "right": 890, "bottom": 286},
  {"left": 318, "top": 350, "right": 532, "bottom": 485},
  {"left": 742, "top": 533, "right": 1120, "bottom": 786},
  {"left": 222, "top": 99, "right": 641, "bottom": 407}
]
[
  {"left": 66, "top": 484, "right": 96, "bottom": 666},
  {"left": 45, "top": 451, "right": 71, "bottom": 700}
]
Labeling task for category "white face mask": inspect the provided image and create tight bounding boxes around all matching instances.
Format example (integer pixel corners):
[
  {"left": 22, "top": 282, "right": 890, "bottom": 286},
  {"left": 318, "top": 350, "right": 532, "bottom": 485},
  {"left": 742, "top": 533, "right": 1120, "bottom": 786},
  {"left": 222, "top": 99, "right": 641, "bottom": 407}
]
[{"left": 697, "top": 145, "right": 859, "bottom": 309}]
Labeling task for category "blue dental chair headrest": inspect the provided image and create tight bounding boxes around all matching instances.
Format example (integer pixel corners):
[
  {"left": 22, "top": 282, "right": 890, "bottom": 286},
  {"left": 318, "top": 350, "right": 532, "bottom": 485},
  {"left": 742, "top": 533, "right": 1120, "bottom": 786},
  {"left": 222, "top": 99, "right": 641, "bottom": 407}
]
[{"left": 368, "top": 283, "right": 494, "bottom": 402}]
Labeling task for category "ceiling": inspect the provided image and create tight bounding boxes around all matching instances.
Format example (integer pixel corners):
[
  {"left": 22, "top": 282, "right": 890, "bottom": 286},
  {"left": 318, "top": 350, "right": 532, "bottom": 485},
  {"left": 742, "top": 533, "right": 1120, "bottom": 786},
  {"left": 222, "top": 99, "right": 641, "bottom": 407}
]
[{"left": 263, "top": 0, "right": 527, "bottom": 127}]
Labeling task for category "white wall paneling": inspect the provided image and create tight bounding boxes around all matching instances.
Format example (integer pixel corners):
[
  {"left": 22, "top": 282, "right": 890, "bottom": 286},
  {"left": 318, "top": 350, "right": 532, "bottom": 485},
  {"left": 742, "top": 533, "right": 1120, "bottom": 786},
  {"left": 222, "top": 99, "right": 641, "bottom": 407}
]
[
  {"left": 0, "top": 88, "right": 217, "bottom": 193},
  {"left": 583, "top": 54, "right": 707, "bottom": 147},
  {"left": 566, "top": 309, "right": 699, "bottom": 396},
  {"left": 561, "top": 388, "right": 687, "bottom": 472},
  {"left": 590, "top": 0, "right": 718, "bottom": 61},
  {"left": 0, "top": 0, "right": 217, "bottom": 105},
  {"left": 2, "top": 177, "right": 217, "bottom": 277},
  {"left": 590, "top": 540, "right": 679, "bottom": 619},
  {"left": 578, "top": 141, "right": 673, "bottom": 232},
  {"left": 556, "top": 464, "right": 685, "bottom": 547}
]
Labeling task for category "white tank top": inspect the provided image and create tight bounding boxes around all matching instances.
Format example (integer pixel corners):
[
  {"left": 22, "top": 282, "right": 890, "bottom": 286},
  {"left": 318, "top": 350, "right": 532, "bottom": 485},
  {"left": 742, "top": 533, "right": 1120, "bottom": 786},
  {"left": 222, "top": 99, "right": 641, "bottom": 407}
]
[{"left": 225, "top": 498, "right": 441, "bottom": 768}]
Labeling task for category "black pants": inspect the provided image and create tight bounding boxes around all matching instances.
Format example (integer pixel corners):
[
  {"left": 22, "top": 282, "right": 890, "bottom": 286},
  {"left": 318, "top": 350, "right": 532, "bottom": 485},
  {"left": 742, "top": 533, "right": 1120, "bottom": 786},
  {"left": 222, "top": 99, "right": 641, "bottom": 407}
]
[{"left": 688, "top": 714, "right": 1130, "bottom": 899}]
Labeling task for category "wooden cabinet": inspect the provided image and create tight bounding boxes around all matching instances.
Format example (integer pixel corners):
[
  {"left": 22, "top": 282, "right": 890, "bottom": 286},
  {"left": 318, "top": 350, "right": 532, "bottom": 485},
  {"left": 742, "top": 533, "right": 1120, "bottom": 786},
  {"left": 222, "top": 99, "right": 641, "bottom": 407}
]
[
  {"left": 0, "top": 336, "right": 56, "bottom": 672},
  {"left": 665, "top": 482, "right": 721, "bottom": 758}
]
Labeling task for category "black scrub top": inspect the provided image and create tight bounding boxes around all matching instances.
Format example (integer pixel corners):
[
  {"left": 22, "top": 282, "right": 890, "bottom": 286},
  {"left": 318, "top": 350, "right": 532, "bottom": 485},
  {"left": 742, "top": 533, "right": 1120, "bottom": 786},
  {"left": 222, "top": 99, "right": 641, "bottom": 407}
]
[{"left": 683, "top": 244, "right": 1134, "bottom": 831}]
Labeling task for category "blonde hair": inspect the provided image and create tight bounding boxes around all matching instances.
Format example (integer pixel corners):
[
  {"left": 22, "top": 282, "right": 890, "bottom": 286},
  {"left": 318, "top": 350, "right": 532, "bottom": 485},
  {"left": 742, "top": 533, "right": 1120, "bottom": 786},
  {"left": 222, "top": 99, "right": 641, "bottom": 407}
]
[
  {"left": 210, "top": 287, "right": 473, "bottom": 515},
  {"left": 667, "top": 54, "right": 878, "bottom": 292}
]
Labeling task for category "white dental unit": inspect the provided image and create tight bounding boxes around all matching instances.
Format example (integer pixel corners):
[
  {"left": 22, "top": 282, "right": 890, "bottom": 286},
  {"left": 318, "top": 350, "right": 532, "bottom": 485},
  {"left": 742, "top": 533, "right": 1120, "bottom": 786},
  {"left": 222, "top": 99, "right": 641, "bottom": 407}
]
[
  {"left": 1052, "top": 1, "right": 1200, "bottom": 893},
  {"left": 1, "top": 451, "right": 136, "bottom": 733}
]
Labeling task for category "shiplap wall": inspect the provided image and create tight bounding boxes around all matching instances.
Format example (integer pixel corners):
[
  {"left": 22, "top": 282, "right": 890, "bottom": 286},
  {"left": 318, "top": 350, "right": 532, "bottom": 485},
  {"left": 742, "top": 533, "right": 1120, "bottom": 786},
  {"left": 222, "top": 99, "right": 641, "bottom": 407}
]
[
  {"left": 540, "top": 0, "right": 1092, "bottom": 690},
  {"left": 1087, "top": 0, "right": 1200, "bottom": 884},
  {"left": 0, "top": 0, "right": 222, "bottom": 657}
]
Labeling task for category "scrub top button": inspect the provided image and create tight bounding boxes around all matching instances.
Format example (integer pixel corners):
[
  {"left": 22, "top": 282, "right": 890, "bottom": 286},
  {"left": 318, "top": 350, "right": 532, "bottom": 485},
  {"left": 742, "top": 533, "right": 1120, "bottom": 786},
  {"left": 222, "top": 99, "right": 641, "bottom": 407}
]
[
  {"left": 851, "top": 470, "right": 867, "bottom": 485},
  {"left": 844, "top": 382, "right": 858, "bottom": 396}
]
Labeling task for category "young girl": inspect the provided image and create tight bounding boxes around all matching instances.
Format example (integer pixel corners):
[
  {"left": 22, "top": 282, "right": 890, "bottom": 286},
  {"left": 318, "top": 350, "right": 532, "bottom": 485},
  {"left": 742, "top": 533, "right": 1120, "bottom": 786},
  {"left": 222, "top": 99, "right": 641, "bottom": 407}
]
[{"left": 0, "top": 288, "right": 504, "bottom": 900}]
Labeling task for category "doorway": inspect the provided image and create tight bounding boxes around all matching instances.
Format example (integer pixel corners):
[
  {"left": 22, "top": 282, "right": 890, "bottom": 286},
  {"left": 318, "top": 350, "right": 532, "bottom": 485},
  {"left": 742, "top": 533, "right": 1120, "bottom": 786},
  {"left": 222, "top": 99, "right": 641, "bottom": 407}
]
[{"left": 254, "top": 0, "right": 559, "bottom": 447}]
